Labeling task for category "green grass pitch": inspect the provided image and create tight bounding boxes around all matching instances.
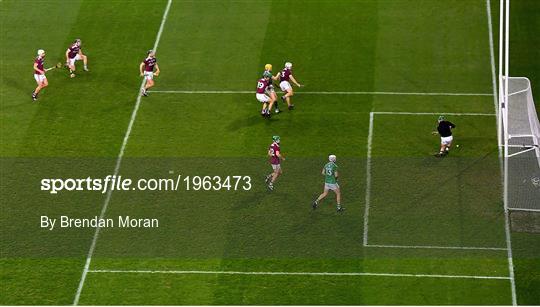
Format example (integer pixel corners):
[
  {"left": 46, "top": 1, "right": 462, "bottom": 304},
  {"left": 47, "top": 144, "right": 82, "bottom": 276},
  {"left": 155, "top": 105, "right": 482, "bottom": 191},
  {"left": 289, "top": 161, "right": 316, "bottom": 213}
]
[{"left": 1, "top": 0, "right": 539, "bottom": 305}]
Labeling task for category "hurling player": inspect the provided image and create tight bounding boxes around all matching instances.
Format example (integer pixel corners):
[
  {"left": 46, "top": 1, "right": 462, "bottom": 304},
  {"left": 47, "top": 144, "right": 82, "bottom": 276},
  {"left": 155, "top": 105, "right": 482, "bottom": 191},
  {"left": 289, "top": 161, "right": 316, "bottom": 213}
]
[
  {"left": 65, "top": 39, "right": 88, "bottom": 78},
  {"left": 265, "top": 135, "right": 285, "bottom": 190},
  {"left": 312, "top": 155, "right": 344, "bottom": 212},
  {"left": 256, "top": 71, "right": 275, "bottom": 118},
  {"left": 139, "top": 50, "right": 160, "bottom": 96},
  {"left": 432, "top": 115, "right": 456, "bottom": 157},
  {"left": 32, "top": 49, "right": 48, "bottom": 101},
  {"left": 276, "top": 62, "right": 302, "bottom": 110},
  {"left": 263, "top": 64, "right": 280, "bottom": 113}
]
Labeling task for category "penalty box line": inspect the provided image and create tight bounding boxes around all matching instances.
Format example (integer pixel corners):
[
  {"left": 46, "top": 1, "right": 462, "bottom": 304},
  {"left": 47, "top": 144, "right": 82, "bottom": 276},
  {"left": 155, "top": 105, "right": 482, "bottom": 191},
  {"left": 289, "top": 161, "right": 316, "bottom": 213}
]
[
  {"left": 373, "top": 111, "right": 495, "bottom": 116},
  {"left": 88, "top": 269, "right": 510, "bottom": 281},
  {"left": 366, "top": 244, "right": 507, "bottom": 251},
  {"left": 363, "top": 111, "right": 503, "bottom": 251},
  {"left": 149, "top": 90, "right": 493, "bottom": 96}
]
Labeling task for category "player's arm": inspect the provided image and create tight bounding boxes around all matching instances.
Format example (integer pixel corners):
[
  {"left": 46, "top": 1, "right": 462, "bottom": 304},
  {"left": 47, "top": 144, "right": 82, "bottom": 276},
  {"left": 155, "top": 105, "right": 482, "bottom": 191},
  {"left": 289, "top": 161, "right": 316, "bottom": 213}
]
[
  {"left": 321, "top": 168, "right": 325, "bottom": 175},
  {"left": 335, "top": 170, "right": 339, "bottom": 179},
  {"left": 432, "top": 124, "right": 440, "bottom": 135},
  {"left": 65, "top": 49, "right": 71, "bottom": 64},
  {"left": 272, "top": 73, "right": 280, "bottom": 81},
  {"left": 449, "top": 122, "right": 456, "bottom": 129},
  {"left": 276, "top": 150, "right": 285, "bottom": 160},
  {"left": 290, "top": 75, "right": 302, "bottom": 87},
  {"left": 139, "top": 62, "right": 145, "bottom": 76},
  {"left": 154, "top": 63, "right": 160, "bottom": 76},
  {"left": 34, "top": 62, "right": 44, "bottom": 75}
]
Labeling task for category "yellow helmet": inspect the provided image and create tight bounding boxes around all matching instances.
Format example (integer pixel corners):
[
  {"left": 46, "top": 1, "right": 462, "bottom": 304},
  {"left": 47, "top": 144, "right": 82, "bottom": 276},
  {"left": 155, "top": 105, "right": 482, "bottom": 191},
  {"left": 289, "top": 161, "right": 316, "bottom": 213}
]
[{"left": 264, "top": 64, "right": 272, "bottom": 71}]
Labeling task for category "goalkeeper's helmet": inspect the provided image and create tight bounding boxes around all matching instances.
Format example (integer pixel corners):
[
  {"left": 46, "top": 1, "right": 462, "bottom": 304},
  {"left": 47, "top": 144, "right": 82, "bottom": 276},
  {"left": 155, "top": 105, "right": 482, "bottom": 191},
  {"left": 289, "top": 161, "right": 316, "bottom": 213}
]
[
  {"left": 263, "top": 71, "right": 272, "bottom": 78},
  {"left": 329, "top": 154, "right": 337, "bottom": 162},
  {"left": 272, "top": 135, "right": 280, "bottom": 143},
  {"left": 37, "top": 49, "right": 45, "bottom": 56},
  {"left": 285, "top": 62, "right": 292, "bottom": 69},
  {"left": 264, "top": 64, "right": 272, "bottom": 71},
  {"left": 438, "top": 115, "right": 445, "bottom": 122}
]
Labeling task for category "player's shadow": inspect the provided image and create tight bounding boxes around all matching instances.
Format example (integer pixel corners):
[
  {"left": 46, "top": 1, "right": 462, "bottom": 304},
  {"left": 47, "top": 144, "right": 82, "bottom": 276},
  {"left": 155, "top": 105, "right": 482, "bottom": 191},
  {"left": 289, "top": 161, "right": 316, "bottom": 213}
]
[
  {"left": 2, "top": 77, "right": 34, "bottom": 109},
  {"left": 227, "top": 114, "right": 279, "bottom": 131}
]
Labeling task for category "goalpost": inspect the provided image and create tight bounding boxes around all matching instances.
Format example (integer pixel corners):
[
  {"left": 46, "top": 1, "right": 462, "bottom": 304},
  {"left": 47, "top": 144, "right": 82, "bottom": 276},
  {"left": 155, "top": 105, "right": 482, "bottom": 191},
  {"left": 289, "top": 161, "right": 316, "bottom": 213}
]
[{"left": 499, "top": 0, "right": 540, "bottom": 216}]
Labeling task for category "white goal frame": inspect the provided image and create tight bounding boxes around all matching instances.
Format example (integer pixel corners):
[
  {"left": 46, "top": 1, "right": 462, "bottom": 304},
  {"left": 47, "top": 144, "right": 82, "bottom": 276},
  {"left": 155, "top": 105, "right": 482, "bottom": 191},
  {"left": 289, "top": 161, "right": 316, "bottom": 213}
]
[{"left": 498, "top": 0, "right": 540, "bottom": 213}]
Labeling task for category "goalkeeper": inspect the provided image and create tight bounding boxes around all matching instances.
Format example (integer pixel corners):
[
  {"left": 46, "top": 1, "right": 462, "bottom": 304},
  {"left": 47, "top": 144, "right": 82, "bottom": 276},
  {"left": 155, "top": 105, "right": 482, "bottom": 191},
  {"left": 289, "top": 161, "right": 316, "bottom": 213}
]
[
  {"left": 312, "top": 155, "right": 344, "bottom": 212},
  {"left": 433, "top": 115, "right": 456, "bottom": 157}
]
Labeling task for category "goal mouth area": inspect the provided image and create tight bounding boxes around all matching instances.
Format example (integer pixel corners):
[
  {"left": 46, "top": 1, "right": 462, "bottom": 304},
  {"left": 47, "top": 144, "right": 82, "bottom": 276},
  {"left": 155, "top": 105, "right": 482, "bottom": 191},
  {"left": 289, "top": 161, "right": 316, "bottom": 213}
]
[
  {"left": 509, "top": 210, "right": 540, "bottom": 233},
  {"left": 501, "top": 77, "right": 540, "bottom": 213}
]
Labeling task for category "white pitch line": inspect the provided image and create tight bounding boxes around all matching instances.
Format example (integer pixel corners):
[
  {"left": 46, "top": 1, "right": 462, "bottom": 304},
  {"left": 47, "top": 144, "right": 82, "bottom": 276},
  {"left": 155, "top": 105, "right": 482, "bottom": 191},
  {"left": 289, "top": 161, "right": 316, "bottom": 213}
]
[
  {"left": 149, "top": 90, "right": 493, "bottom": 96},
  {"left": 366, "top": 244, "right": 507, "bottom": 251},
  {"left": 373, "top": 111, "right": 495, "bottom": 116},
  {"left": 71, "top": 0, "right": 173, "bottom": 305},
  {"left": 486, "top": 0, "right": 517, "bottom": 305},
  {"left": 363, "top": 112, "right": 374, "bottom": 246},
  {"left": 506, "top": 208, "right": 540, "bottom": 213},
  {"left": 88, "top": 269, "right": 510, "bottom": 280}
]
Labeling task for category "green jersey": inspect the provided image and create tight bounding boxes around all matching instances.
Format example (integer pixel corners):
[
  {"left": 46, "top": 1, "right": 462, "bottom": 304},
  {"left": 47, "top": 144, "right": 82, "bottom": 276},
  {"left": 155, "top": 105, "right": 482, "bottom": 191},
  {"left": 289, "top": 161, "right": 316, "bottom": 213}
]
[{"left": 323, "top": 162, "right": 338, "bottom": 184}]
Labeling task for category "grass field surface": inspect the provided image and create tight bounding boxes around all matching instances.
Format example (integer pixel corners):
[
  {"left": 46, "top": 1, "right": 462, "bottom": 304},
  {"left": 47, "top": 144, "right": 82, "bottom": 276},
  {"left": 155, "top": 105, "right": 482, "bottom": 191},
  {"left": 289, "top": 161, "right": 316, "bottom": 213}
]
[{"left": 1, "top": 0, "right": 539, "bottom": 305}]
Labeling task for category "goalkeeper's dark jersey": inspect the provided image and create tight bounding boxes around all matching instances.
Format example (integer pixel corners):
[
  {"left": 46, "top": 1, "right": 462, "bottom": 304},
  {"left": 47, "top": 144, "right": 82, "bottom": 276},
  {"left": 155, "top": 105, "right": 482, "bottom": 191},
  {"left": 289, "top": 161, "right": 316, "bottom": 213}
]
[{"left": 437, "top": 121, "right": 455, "bottom": 137}]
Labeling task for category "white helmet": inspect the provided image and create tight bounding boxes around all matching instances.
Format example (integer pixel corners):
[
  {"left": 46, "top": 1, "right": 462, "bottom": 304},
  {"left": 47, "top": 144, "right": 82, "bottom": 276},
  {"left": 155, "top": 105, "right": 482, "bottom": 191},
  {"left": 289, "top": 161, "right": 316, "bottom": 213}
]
[
  {"left": 329, "top": 154, "right": 336, "bottom": 162},
  {"left": 37, "top": 49, "right": 45, "bottom": 56},
  {"left": 285, "top": 62, "right": 292, "bottom": 69}
]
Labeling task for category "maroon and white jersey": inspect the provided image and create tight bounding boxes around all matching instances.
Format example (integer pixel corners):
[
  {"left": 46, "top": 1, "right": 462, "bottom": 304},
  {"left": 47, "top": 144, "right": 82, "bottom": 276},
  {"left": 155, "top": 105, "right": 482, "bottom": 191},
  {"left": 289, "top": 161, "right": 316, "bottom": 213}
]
[
  {"left": 67, "top": 43, "right": 80, "bottom": 59},
  {"left": 34, "top": 56, "right": 44, "bottom": 75},
  {"left": 269, "top": 142, "right": 281, "bottom": 165},
  {"left": 279, "top": 68, "right": 292, "bottom": 82},
  {"left": 256, "top": 78, "right": 270, "bottom": 94},
  {"left": 143, "top": 57, "right": 157, "bottom": 72}
]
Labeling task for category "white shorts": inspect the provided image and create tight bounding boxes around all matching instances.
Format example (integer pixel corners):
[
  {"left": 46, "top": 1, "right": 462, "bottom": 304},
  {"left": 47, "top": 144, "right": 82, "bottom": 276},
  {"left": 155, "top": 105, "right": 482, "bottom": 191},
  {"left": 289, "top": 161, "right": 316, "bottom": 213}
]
[
  {"left": 265, "top": 85, "right": 275, "bottom": 95},
  {"left": 256, "top": 93, "right": 270, "bottom": 103},
  {"left": 271, "top": 164, "right": 281, "bottom": 171},
  {"left": 34, "top": 74, "right": 47, "bottom": 83},
  {"left": 441, "top": 135, "right": 453, "bottom": 145},
  {"left": 279, "top": 81, "right": 292, "bottom": 92},
  {"left": 144, "top": 71, "right": 154, "bottom": 80},
  {"left": 68, "top": 54, "right": 82, "bottom": 66},
  {"left": 325, "top": 183, "right": 340, "bottom": 191}
]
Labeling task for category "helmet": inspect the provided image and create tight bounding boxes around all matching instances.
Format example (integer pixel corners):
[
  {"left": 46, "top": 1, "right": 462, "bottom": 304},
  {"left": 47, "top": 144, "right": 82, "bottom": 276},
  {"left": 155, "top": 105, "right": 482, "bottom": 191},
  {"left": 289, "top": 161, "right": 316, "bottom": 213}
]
[
  {"left": 272, "top": 135, "right": 280, "bottom": 143},
  {"left": 75, "top": 38, "right": 81, "bottom": 44},
  {"left": 285, "top": 62, "right": 292, "bottom": 69},
  {"left": 263, "top": 71, "right": 272, "bottom": 78},
  {"left": 438, "top": 115, "right": 445, "bottom": 122},
  {"left": 264, "top": 64, "right": 272, "bottom": 71},
  {"left": 147, "top": 49, "right": 155, "bottom": 56},
  {"left": 329, "top": 154, "right": 337, "bottom": 162},
  {"left": 37, "top": 49, "right": 45, "bottom": 56}
]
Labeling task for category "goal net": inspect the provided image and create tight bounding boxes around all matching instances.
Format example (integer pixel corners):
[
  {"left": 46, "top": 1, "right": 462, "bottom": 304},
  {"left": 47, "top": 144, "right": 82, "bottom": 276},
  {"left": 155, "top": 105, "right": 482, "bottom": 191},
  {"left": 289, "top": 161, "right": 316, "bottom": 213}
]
[{"left": 502, "top": 77, "right": 540, "bottom": 212}]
